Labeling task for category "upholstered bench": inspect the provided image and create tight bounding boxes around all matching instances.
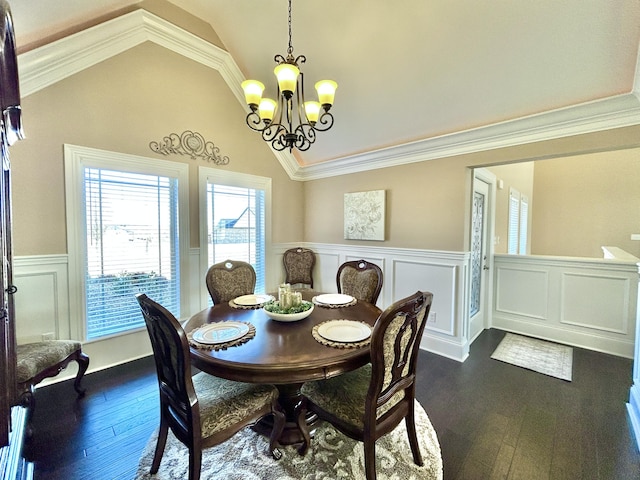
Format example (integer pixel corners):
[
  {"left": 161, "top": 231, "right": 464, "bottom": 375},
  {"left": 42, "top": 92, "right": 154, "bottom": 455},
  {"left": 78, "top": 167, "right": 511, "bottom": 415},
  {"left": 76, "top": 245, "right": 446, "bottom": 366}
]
[{"left": 16, "top": 340, "right": 89, "bottom": 435}]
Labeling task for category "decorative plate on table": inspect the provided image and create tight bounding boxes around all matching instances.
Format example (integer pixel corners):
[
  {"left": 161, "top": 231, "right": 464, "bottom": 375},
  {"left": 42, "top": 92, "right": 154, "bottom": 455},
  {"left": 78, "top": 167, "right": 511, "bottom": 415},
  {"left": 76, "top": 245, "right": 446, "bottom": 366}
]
[
  {"left": 317, "top": 319, "right": 372, "bottom": 343},
  {"left": 192, "top": 322, "right": 250, "bottom": 345},
  {"left": 314, "top": 294, "right": 355, "bottom": 306},
  {"left": 233, "top": 294, "right": 274, "bottom": 306}
]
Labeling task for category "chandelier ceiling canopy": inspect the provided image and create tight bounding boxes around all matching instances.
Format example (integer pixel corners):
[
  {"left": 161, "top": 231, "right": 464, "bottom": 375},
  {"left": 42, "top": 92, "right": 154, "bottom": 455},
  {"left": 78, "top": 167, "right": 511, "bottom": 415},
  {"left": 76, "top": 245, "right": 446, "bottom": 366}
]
[{"left": 241, "top": 0, "right": 337, "bottom": 152}]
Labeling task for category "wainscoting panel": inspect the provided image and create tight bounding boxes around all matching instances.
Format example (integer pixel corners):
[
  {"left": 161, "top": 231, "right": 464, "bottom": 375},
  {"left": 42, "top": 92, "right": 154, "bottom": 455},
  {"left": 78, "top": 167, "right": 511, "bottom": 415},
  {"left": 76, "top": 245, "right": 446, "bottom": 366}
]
[
  {"left": 492, "top": 254, "right": 638, "bottom": 358},
  {"left": 495, "top": 266, "right": 548, "bottom": 320},
  {"left": 560, "top": 272, "right": 630, "bottom": 333},
  {"left": 392, "top": 259, "right": 457, "bottom": 336},
  {"left": 14, "top": 255, "right": 69, "bottom": 343}
]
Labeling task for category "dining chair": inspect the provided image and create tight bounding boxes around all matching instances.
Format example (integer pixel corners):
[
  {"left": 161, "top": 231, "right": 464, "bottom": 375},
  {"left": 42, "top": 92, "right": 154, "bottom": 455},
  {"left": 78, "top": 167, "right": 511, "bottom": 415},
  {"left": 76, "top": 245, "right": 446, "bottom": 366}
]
[
  {"left": 301, "top": 290, "right": 433, "bottom": 480},
  {"left": 336, "top": 259, "right": 383, "bottom": 304},
  {"left": 136, "top": 294, "right": 285, "bottom": 480},
  {"left": 283, "top": 247, "right": 316, "bottom": 289},
  {"left": 206, "top": 259, "right": 256, "bottom": 305}
]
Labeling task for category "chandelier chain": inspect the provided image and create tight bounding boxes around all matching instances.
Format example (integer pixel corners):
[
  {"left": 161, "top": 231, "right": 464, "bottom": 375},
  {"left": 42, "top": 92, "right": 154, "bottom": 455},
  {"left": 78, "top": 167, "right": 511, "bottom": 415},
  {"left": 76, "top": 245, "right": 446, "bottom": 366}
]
[{"left": 287, "top": 0, "right": 293, "bottom": 55}]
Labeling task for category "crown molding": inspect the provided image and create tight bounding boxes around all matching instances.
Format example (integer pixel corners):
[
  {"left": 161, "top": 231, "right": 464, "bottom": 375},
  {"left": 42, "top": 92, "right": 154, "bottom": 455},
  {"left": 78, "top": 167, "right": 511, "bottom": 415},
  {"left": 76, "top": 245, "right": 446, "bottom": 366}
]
[
  {"left": 17, "top": 10, "right": 640, "bottom": 182},
  {"left": 295, "top": 91, "right": 640, "bottom": 180}
]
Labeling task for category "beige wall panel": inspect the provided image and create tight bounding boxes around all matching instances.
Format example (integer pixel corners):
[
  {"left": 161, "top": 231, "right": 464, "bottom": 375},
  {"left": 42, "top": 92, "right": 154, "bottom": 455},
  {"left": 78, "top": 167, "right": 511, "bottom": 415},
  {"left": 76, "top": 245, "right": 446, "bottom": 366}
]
[
  {"left": 138, "top": 0, "right": 226, "bottom": 48},
  {"left": 531, "top": 148, "right": 640, "bottom": 258},
  {"left": 11, "top": 41, "right": 304, "bottom": 255},
  {"left": 304, "top": 158, "right": 470, "bottom": 251}
]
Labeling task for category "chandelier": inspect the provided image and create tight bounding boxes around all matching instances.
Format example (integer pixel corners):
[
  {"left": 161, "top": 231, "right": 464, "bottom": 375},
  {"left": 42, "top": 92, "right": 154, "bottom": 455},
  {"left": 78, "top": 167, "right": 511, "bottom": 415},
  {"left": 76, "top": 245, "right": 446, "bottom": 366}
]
[{"left": 241, "top": 0, "right": 337, "bottom": 152}]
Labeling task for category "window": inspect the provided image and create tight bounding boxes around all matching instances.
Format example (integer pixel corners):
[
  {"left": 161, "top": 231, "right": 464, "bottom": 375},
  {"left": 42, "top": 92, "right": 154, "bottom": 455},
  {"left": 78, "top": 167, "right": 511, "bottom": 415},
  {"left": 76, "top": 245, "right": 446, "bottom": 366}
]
[
  {"left": 508, "top": 188, "right": 528, "bottom": 255},
  {"left": 65, "top": 145, "right": 189, "bottom": 340},
  {"left": 199, "top": 168, "right": 271, "bottom": 306}
]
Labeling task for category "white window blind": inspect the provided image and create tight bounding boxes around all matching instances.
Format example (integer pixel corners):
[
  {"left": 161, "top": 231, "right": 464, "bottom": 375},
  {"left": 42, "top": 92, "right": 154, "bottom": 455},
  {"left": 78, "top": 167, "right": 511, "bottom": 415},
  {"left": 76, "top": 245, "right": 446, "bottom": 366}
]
[
  {"left": 84, "top": 168, "right": 180, "bottom": 339},
  {"left": 206, "top": 182, "right": 266, "bottom": 295},
  {"left": 519, "top": 195, "right": 529, "bottom": 254},
  {"left": 508, "top": 188, "right": 520, "bottom": 255}
]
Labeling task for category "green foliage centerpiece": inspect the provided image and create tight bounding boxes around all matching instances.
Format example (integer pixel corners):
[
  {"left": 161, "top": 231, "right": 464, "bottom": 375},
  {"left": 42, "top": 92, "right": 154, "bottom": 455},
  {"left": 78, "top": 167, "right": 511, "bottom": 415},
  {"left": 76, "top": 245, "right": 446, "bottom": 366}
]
[{"left": 263, "top": 299, "right": 312, "bottom": 315}]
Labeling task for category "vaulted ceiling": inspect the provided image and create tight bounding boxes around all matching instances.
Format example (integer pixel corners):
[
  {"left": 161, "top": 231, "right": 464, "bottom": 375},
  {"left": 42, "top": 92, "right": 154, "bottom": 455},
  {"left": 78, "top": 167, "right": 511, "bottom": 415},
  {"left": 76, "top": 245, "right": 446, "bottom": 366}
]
[{"left": 10, "top": 0, "right": 640, "bottom": 177}]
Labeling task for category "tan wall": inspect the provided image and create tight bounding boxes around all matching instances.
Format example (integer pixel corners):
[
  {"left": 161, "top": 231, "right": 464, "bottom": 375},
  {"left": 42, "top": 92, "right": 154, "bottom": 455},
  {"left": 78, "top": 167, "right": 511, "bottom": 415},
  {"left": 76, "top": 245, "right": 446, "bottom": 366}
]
[
  {"left": 304, "top": 158, "right": 472, "bottom": 250},
  {"left": 11, "top": 41, "right": 305, "bottom": 256},
  {"left": 531, "top": 148, "right": 640, "bottom": 258}
]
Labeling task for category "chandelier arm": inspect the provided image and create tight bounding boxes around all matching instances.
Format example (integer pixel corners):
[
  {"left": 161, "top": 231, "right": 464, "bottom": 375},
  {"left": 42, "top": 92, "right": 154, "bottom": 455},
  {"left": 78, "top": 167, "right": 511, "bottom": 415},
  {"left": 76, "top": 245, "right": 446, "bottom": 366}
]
[
  {"left": 311, "top": 111, "right": 335, "bottom": 132},
  {"left": 245, "top": 111, "right": 267, "bottom": 132}
]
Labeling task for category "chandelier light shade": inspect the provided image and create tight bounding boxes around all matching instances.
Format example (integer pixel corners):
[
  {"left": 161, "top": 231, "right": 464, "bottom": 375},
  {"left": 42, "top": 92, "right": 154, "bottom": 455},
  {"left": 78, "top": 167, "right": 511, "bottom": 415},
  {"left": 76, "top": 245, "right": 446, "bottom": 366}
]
[{"left": 241, "top": 0, "right": 337, "bottom": 152}]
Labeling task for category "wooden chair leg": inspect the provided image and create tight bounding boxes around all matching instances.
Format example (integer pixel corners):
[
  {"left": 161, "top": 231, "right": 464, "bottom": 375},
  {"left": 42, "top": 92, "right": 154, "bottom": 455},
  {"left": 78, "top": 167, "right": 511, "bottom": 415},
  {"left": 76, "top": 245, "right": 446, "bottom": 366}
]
[
  {"left": 73, "top": 350, "right": 90, "bottom": 397},
  {"left": 188, "top": 446, "right": 202, "bottom": 480},
  {"left": 405, "top": 410, "right": 423, "bottom": 466},
  {"left": 151, "top": 419, "right": 169, "bottom": 474},
  {"left": 19, "top": 386, "right": 35, "bottom": 439},
  {"left": 363, "top": 438, "right": 377, "bottom": 480}
]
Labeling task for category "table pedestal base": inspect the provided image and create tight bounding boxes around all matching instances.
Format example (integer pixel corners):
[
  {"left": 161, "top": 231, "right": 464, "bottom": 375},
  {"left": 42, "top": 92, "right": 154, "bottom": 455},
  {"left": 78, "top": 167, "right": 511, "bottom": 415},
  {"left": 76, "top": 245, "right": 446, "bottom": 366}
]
[{"left": 253, "top": 383, "right": 316, "bottom": 452}]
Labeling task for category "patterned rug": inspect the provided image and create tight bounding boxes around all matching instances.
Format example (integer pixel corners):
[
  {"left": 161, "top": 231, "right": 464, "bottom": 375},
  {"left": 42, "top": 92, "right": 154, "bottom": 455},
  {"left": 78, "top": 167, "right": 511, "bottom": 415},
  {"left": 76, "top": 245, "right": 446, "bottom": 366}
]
[
  {"left": 135, "top": 400, "right": 443, "bottom": 480},
  {"left": 491, "top": 333, "right": 573, "bottom": 381}
]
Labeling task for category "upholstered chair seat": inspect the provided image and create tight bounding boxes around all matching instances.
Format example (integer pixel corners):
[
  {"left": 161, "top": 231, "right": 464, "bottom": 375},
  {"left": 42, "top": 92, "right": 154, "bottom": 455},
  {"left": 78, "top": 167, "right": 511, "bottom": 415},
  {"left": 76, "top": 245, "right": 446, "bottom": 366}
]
[
  {"left": 16, "top": 339, "right": 89, "bottom": 436},
  {"left": 303, "top": 364, "right": 372, "bottom": 428}
]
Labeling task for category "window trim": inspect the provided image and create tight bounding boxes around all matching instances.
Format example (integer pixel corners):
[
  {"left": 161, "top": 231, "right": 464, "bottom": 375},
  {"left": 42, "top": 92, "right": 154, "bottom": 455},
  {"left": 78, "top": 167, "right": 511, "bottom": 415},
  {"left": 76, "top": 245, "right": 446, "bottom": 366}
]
[
  {"left": 65, "top": 144, "right": 190, "bottom": 341},
  {"left": 198, "top": 167, "right": 272, "bottom": 310}
]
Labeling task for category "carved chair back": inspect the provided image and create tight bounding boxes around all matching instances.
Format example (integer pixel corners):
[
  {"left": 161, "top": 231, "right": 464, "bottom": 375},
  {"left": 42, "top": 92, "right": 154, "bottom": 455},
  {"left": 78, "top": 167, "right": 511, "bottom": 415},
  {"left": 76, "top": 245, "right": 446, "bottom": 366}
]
[
  {"left": 206, "top": 260, "right": 256, "bottom": 305},
  {"left": 336, "top": 260, "right": 383, "bottom": 304},
  {"left": 283, "top": 247, "right": 316, "bottom": 288}
]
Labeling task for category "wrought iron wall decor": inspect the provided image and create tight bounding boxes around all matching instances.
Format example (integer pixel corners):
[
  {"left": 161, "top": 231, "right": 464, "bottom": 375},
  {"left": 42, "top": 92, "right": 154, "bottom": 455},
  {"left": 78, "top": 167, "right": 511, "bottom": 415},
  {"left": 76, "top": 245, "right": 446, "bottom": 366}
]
[{"left": 149, "top": 130, "right": 230, "bottom": 165}]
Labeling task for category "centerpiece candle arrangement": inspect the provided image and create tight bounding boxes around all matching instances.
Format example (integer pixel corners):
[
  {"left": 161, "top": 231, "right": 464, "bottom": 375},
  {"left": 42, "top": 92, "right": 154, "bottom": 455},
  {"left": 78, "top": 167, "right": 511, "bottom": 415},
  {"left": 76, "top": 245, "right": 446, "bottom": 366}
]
[
  {"left": 278, "top": 283, "right": 302, "bottom": 309},
  {"left": 264, "top": 283, "right": 311, "bottom": 320}
]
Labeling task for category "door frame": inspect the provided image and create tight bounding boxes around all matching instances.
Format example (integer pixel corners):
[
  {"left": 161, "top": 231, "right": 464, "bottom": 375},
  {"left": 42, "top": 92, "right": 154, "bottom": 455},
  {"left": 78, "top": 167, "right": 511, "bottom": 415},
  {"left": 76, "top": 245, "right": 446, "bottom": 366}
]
[{"left": 469, "top": 168, "right": 497, "bottom": 342}]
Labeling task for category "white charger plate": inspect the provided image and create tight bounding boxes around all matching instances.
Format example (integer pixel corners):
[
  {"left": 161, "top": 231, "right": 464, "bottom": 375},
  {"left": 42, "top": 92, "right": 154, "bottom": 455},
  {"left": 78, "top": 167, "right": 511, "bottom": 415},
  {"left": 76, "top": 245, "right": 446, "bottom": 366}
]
[
  {"left": 192, "top": 322, "right": 250, "bottom": 345},
  {"left": 315, "top": 293, "right": 354, "bottom": 306},
  {"left": 317, "top": 320, "right": 371, "bottom": 343},
  {"left": 233, "top": 294, "right": 274, "bottom": 306}
]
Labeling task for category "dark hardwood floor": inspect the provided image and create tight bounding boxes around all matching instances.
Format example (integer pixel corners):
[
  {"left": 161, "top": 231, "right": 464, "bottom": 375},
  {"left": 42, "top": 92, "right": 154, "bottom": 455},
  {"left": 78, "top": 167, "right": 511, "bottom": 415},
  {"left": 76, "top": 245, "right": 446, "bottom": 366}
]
[{"left": 23, "top": 329, "right": 640, "bottom": 479}]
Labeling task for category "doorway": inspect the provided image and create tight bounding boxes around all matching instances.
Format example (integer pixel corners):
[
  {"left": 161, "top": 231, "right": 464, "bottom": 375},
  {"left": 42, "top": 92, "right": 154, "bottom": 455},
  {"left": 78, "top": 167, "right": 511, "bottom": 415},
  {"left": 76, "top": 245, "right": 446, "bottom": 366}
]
[{"left": 469, "top": 169, "right": 496, "bottom": 342}]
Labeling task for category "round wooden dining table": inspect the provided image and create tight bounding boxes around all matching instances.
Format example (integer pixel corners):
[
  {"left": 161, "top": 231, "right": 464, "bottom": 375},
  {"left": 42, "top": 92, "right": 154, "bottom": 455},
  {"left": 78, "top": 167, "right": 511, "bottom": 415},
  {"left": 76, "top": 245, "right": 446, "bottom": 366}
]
[{"left": 184, "top": 291, "right": 381, "bottom": 447}]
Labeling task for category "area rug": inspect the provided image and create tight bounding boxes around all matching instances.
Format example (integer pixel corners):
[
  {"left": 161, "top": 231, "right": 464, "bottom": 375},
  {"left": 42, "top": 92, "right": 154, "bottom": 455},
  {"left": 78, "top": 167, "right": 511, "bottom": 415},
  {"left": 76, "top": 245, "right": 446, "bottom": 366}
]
[
  {"left": 135, "top": 400, "right": 443, "bottom": 480},
  {"left": 491, "top": 333, "right": 573, "bottom": 381}
]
